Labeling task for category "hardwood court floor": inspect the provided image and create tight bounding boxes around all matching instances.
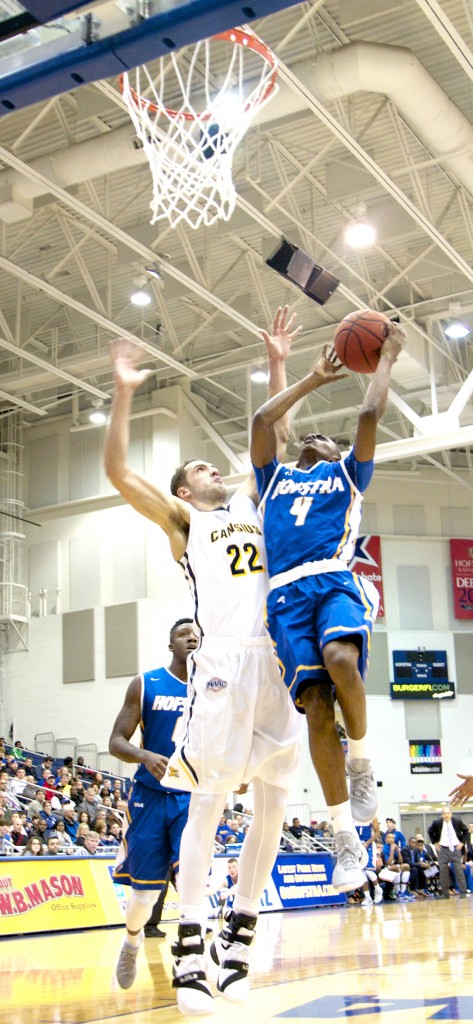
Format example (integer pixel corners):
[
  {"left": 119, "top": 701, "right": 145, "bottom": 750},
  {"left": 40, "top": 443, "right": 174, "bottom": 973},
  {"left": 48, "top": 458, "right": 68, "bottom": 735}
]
[{"left": 2, "top": 896, "right": 473, "bottom": 1024}]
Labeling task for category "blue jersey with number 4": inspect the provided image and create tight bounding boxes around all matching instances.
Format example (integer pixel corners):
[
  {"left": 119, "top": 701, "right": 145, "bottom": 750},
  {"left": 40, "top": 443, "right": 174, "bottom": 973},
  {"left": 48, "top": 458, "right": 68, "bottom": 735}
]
[{"left": 254, "top": 449, "right": 373, "bottom": 578}]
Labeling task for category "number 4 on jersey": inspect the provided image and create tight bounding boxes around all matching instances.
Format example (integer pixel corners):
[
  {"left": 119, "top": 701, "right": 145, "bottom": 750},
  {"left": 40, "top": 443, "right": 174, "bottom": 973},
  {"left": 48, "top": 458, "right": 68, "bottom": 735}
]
[{"left": 290, "top": 496, "right": 313, "bottom": 526}]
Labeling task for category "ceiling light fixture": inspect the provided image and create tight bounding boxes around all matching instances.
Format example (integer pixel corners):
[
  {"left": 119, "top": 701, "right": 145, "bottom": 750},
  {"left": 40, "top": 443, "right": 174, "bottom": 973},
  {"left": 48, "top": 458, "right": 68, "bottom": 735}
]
[
  {"left": 131, "top": 273, "right": 153, "bottom": 306},
  {"left": 345, "top": 203, "right": 376, "bottom": 249},
  {"left": 89, "top": 399, "right": 107, "bottom": 425},
  {"left": 445, "top": 321, "right": 470, "bottom": 340},
  {"left": 250, "top": 367, "right": 269, "bottom": 384},
  {"left": 444, "top": 303, "right": 470, "bottom": 340}
]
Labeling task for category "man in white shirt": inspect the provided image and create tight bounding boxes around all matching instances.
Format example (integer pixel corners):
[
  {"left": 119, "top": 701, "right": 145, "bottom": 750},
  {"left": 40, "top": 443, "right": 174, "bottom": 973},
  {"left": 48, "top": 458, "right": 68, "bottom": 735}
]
[{"left": 427, "top": 807, "right": 468, "bottom": 898}]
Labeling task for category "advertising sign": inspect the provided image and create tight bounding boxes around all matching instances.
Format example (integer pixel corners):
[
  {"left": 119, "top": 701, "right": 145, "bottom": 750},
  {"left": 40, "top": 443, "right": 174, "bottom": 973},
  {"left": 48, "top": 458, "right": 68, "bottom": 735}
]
[
  {"left": 0, "top": 856, "right": 123, "bottom": 937},
  {"left": 390, "top": 650, "right": 454, "bottom": 700},
  {"left": 409, "top": 739, "right": 442, "bottom": 775}
]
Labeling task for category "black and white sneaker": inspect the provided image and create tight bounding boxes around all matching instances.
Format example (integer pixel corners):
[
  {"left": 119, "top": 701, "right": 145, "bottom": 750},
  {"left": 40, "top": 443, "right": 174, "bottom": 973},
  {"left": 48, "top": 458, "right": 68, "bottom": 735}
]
[
  {"left": 209, "top": 910, "right": 256, "bottom": 1004},
  {"left": 172, "top": 923, "right": 214, "bottom": 1016}
]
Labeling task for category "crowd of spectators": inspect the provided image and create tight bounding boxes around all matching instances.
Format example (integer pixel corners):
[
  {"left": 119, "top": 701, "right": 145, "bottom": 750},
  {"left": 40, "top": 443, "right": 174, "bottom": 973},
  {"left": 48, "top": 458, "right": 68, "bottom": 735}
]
[{"left": 0, "top": 738, "right": 129, "bottom": 858}]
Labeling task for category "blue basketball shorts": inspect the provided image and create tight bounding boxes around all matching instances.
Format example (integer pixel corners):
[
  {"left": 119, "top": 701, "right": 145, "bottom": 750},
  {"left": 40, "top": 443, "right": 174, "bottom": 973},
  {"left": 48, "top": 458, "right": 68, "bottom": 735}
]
[
  {"left": 113, "top": 779, "right": 190, "bottom": 890},
  {"left": 265, "top": 570, "right": 379, "bottom": 711}
]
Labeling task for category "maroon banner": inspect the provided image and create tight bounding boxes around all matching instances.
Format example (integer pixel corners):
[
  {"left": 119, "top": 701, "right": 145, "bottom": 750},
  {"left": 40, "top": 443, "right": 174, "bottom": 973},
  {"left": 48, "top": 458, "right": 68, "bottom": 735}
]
[
  {"left": 450, "top": 538, "right": 473, "bottom": 619},
  {"left": 348, "top": 534, "right": 384, "bottom": 618}
]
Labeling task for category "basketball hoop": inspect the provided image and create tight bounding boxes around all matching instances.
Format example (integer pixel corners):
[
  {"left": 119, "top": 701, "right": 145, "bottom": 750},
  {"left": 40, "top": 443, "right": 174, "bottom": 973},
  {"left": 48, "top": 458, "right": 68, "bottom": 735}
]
[{"left": 120, "top": 29, "right": 278, "bottom": 230}]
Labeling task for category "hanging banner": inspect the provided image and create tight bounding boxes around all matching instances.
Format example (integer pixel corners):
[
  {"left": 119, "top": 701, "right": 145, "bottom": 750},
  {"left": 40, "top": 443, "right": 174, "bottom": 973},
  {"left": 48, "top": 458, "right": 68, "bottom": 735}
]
[
  {"left": 450, "top": 538, "right": 473, "bottom": 619},
  {"left": 348, "top": 535, "right": 384, "bottom": 618},
  {"left": 409, "top": 739, "right": 442, "bottom": 774}
]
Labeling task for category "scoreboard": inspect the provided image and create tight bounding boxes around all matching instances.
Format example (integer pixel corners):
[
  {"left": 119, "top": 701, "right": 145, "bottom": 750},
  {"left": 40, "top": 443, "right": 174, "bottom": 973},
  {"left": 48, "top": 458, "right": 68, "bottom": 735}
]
[{"left": 390, "top": 650, "right": 455, "bottom": 700}]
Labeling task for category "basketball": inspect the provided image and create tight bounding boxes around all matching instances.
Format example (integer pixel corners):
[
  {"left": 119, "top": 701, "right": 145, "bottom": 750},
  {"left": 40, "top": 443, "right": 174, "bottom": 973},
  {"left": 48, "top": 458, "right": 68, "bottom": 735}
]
[{"left": 333, "top": 309, "right": 391, "bottom": 373}]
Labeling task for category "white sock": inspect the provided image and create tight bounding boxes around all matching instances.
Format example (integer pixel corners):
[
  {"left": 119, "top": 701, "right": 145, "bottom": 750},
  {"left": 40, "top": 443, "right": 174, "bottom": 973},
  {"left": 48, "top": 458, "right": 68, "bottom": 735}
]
[
  {"left": 328, "top": 800, "right": 356, "bottom": 835},
  {"left": 347, "top": 736, "right": 370, "bottom": 764}
]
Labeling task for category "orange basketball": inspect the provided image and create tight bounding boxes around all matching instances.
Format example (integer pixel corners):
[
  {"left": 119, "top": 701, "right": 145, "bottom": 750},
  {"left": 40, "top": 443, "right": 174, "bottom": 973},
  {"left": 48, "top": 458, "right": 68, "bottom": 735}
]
[{"left": 333, "top": 309, "right": 391, "bottom": 373}]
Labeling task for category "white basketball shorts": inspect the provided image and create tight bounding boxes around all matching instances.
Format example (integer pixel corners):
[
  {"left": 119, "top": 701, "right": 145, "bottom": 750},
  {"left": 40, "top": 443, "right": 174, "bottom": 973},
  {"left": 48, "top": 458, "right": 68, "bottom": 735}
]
[{"left": 162, "top": 636, "right": 302, "bottom": 795}]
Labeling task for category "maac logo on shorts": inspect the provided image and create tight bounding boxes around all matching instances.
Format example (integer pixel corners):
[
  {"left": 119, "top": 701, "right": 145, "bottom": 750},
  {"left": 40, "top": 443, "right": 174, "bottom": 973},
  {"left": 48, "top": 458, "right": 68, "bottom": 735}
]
[{"left": 206, "top": 677, "right": 228, "bottom": 691}]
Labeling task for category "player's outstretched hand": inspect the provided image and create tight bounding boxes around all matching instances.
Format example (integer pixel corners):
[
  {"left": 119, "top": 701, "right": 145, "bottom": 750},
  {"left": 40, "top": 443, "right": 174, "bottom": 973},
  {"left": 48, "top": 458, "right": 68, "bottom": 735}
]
[
  {"left": 381, "top": 322, "right": 405, "bottom": 364},
  {"left": 110, "top": 337, "right": 153, "bottom": 391},
  {"left": 142, "top": 751, "right": 169, "bottom": 781},
  {"left": 448, "top": 773, "right": 473, "bottom": 807},
  {"left": 260, "top": 305, "right": 303, "bottom": 362},
  {"left": 311, "top": 344, "right": 348, "bottom": 386}
]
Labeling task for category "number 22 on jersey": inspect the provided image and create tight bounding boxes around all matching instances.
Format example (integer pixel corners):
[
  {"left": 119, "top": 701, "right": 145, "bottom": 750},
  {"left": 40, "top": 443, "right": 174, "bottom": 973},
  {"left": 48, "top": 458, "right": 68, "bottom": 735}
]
[{"left": 226, "top": 542, "right": 264, "bottom": 576}]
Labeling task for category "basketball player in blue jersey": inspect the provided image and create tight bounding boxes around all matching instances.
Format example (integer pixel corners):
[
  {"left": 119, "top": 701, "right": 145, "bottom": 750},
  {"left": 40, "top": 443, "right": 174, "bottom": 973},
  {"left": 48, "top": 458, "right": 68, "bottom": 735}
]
[
  {"left": 250, "top": 322, "right": 404, "bottom": 894},
  {"left": 109, "top": 617, "right": 197, "bottom": 990},
  {"left": 105, "top": 307, "right": 303, "bottom": 1016}
]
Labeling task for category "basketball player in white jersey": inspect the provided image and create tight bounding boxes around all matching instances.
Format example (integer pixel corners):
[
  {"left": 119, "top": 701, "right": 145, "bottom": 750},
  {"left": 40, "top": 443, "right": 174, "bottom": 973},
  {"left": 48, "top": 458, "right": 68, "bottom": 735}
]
[{"left": 105, "top": 308, "right": 308, "bottom": 1017}]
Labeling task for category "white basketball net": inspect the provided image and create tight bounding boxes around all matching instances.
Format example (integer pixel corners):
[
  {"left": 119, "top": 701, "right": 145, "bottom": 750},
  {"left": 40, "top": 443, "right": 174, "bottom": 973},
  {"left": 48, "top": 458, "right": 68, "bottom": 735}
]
[{"left": 121, "top": 30, "right": 278, "bottom": 230}]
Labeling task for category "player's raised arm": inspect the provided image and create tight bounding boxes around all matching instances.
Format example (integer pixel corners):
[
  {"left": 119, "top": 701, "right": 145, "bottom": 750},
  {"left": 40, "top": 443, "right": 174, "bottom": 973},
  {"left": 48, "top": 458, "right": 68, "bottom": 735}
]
[
  {"left": 238, "top": 305, "right": 301, "bottom": 499},
  {"left": 353, "top": 323, "right": 404, "bottom": 462},
  {"left": 251, "top": 345, "right": 346, "bottom": 469},
  {"left": 109, "top": 674, "right": 168, "bottom": 781},
  {"left": 261, "top": 305, "right": 302, "bottom": 459},
  {"left": 104, "top": 338, "right": 189, "bottom": 560}
]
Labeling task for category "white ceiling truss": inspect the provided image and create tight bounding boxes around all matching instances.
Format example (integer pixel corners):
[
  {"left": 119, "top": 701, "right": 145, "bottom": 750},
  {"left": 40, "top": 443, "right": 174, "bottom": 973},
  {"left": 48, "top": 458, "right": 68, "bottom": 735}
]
[{"left": 0, "top": 0, "right": 473, "bottom": 490}]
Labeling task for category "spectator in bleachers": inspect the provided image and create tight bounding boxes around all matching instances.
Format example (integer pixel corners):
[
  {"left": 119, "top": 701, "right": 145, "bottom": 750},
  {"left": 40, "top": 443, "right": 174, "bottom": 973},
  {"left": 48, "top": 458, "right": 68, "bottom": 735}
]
[
  {"left": 22, "top": 757, "right": 38, "bottom": 780},
  {"left": 27, "top": 788, "right": 47, "bottom": 817},
  {"left": 22, "top": 775, "right": 39, "bottom": 802},
  {"left": 54, "top": 819, "right": 74, "bottom": 851},
  {"left": 74, "top": 830, "right": 101, "bottom": 856},
  {"left": 76, "top": 788, "right": 98, "bottom": 824},
  {"left": 112, "top": 779, "right": 123, "bottom": 802},
  {"left": 75, "top": 756, "right": 91, "bottom": 779},
  {"left": 0, "top": 819, "right": 12, "bottom": 854},
  {"left": 4, "top": 755, "right": 18, "bottom": 776},
  {"left": 12, "top": 741, "right": 25, "bottom": 761},
  {"left": 22, "top": 835, "right": 43, "bottom": 857},
  {"left": 10, "top": 811, "right": 28, "bottom": 848},
  {"left": 62, "top": 803, "right": 79, "bottom": 841},
  {"left": 46, "top": 835, "right": 60, "bottom": 856},
  {"left": 70, "top": 780, "right": 85, "bottom": 805},
  {"left": 34, "top": 818, "right": 49, "bottom": 845},
  {"left": 108, "top": 820, "right": 122, "bottom": 843},
  {"left": 288, "top": 817, "right": 316, "bottom": 840},
  {"left": 10, "top": 767, "right": 27, "bottom": 797},
  {"left": 0, "top": 738, "right": 6, "bottom": 758},
  {"left": 75, "top": 823, "right": 90, "bottom": 847},
  {"left": 38, "top": 756, "right": 54, "bottom": 777},
  {"left": 40, "top": 800, "right": 61, "bottom": 832},
  {"left": 78, "top": 810, "right": 91, "bottom": 826},
  {"left": 280, "top": 823, "right": 294, "bottom": 853},
  {"left": 40, "top": 770, "right": 57, "bottom": 802},
  {"left": 94, "top": 819, "right": 112, "bottom": 846}
]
